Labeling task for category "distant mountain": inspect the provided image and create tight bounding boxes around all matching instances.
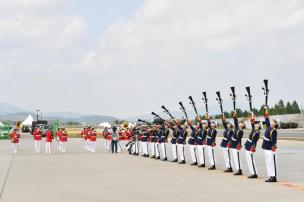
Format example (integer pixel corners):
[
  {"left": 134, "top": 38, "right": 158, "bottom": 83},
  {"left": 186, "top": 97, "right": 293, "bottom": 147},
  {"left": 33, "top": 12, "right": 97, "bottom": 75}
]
[
  {"left": 43, "top": 112, "right": 84, "bottom": 118},
  {"left": 0, "top": 103, "right": 28, "bottom": 115},
  {"left": 0, "top": 103, "right": 118, "bottom": 124}
]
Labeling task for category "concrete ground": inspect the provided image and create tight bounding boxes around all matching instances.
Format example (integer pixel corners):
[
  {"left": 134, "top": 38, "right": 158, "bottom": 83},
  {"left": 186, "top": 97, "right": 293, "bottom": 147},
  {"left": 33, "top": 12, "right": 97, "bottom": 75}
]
[{"left": 0, "top": 136, "right": 304, "bottom": 202}]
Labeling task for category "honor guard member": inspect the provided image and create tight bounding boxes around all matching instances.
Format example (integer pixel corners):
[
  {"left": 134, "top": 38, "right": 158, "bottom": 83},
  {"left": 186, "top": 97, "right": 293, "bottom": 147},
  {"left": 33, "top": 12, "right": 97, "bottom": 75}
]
[
  {"left": 262, "top": 107, "right": 278, "bottom": 182},
  {"left": 149, "top": 128, "right": 156, "bottom": 158},
  {"left": 80, "top": 127, "right": 87, "bottom": 149},
  {"left": 220, "top": 115, "right": 234, "bottom": 173},
  {"left": 244, "top": 114, "right": 260, "bottom": 178},
  {"left": 231, "top": 111, "right": 245, "bottom": 175},
  {"left": 159, "top": 124, "right": 169, "bottom": 161},
  {"left": 177, "top": 121, "right": 188, "bottom": 164},
  {"left": 196, "top": 117, "right": 207, "bottom": 167},
  {"left": 153, "top": 127, "right": 160, "bottom": 159},
  {"left": 9, "top": 128, "right": 20, "bottom": 153},
  {"left": 169, "top": 122, "right": 178, "bottom": 162},
  {"left": 55, "top": 128, "right": 61, "bottom": 150},
  {"left": 141, "top": 126, "right": 149, "bottom": 157},
  {"left": 90, "top": 128, "right": 97, "bottom": 152},
  {"left": 206, "top": 116, "right": 217, "bottom": 170},
  {"left": 59, "top": 128, "right": 68, "bottom": 152},
  {"left": 33, "top": 127, "right": 42, "bottom": 153},
  {"left": 45, "top": 127, "right": 53, "bottom": 155},
  {"left": 188, "top": 119, "right": 198, "bottom": 165}
]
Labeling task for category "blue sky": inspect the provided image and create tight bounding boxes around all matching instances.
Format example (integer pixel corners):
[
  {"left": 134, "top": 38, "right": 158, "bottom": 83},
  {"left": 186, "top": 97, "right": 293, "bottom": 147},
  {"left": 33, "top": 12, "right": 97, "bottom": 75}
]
[{"left": 0, "top": 0, "right": 303, "bottom": 118}]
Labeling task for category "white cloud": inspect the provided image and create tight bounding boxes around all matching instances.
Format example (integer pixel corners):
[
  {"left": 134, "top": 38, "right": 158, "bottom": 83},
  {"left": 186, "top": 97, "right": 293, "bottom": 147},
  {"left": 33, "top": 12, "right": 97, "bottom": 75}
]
[{"left": 79, "top": 0, "right": 304, "bottom": 117}]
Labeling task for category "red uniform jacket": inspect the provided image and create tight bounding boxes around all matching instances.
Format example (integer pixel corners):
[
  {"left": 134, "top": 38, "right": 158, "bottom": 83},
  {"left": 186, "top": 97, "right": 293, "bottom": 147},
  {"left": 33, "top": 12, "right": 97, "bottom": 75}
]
[
  {"left": 86, "top": 129, "right": 92, "bottom": 141},
  {"left": 45, "top": 130, "right": 53, "bottom": 142},
  {"left": 60, "top": 132, "right": 68, "bottom": 142},
  {"left": 90, "top": 131, "right": 97, "bottom": 141},
  {"left": 9, "top": 131, "right": 20, "bottom": 143},
  {"left": 34, "top": 129, "right": 42, "bottom": 141}
]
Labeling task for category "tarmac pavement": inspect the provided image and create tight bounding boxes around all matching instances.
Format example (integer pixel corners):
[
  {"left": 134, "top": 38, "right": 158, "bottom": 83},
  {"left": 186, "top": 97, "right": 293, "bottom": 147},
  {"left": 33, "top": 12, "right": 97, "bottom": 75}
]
[{"left": 0, "top": 136, "right": 304, "bottom": 202}]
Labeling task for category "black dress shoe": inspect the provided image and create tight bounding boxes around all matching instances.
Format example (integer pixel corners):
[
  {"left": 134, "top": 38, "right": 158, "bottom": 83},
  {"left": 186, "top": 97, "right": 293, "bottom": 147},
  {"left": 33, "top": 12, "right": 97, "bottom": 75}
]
[
  {"left": 190, "top": 162, "right": 198, "bottom": 166},
  {"left": 198, "top": 164, "right": 205, "bottom": 168},
  {"left": 233, "top": 170, "right": 243, "bottom": 176},
  {"left": 162, "top": 157, "right": 168, "bottom": 161},
  {"left": 135, "top": 153, "right": 139, "bottom": 156},
  {"left": 265, "top": 177, "right": 277, "bottom": 182},
  {"left": 224, "top": 168, "right": 233, "bottom": 173},
  {"left": 155, "top": 156, "right": 160, "bottom": 160},
  {"left": 178, "top": 160, "right": 186, "bottom": 164},
  {"left": 171, "top": 159, "right": 178, "bottom": 162},
  {"left": 248, "top": 174, "right": 258, "bottom": 179},
  {"left": 208, "top": 165, "right": 216, "bottom": 170},
  {"left": 150, "top": 155, "right": 155, "bottom": 158}
]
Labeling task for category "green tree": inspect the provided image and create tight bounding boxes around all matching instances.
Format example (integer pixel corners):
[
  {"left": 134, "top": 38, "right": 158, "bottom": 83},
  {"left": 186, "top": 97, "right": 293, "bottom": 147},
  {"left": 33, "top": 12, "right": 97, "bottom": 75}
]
[
  {"left": 252, "top": 108, "right": 259, "bottom": 115},
  {"left": 277, "top": 99, "right": 287, "bottom": 115},
  {"left": 291, "top": 100, "right": 301, "bottom": 114},
  {"left": 286, "top": 102, "right": 293, "bottom": 114}
]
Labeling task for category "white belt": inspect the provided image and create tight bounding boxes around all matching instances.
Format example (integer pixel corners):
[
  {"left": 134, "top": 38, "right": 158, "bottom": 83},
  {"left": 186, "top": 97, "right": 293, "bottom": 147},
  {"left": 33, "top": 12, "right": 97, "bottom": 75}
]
[
  {"left": 190, "top": 137, "right": 194, "bottom": 139},
  {"left": 231, "top": 137, "right": 237, "bottom": 141},
  {"left": 172, "top": 137, "right": 176, "bottom": 139},
  {"left": 247, "top": 139, "right": 252, "bottom": 143},
  {"left": 206, "top": 136, "right": 211, "bottom": 139},
  {"left": 197, "top": 137, "right": 202, "bottom": 139},
  {"left": 222, "top": 137, "right": 227, "bottom": 141},
  {"left": 263, "top": 137, "right": 270, "bottom": 141},
  {"left": 161, "top": 136, "right": 165, "bottom": 138}
]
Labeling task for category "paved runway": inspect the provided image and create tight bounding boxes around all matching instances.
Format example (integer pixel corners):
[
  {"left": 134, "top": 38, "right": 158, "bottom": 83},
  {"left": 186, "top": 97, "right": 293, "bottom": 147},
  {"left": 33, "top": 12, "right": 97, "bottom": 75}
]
[{"left": 0, "top": 136, "right": 304, "bottom": 202}]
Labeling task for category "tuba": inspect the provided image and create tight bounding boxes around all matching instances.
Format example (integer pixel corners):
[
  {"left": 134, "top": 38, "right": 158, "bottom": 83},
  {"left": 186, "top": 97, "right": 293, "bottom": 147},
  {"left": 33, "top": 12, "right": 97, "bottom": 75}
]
[{"left": 121, "top": 121, "right": 129, "bottom": 131}]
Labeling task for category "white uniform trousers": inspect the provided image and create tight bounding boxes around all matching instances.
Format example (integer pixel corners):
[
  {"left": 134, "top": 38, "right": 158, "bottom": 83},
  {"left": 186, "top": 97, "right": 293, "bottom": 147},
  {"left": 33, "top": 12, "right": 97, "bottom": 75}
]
[
  {"left": 232, "top": 148, "right": 242, "bottom": 171},
  {"left": 142, "top": 142, "right": 148, "bottom": 155},
  {"left": 264, "top": 150, "right": 277, "bottom": 177},
  {"left": 160, "top": 143, "right": 167, "bottom": 158},
  {"left": 155, "top": 143, "right": 160, "bottom": 157},
  {"left": 149, "top": 142, "right": 155, "bottom": 156},
  {"left": 132, "top": 141, "right": 139, "bottom": 154},
  {"left": 171, "top": 144, "right": 178, "bottom": 160},
  {"left": 56, "top": 138, "right": 60, "bottom": 150},
  {"left": 177, "top": 144, "right": 185, "bottom": 161},
  {"left": 60, "top": 141, "right": 66, "bottom": 152},
  {"left": 104, "top": 139, "right": 110, "bottom": 151},
  {"left": 189, "top": 145, "right": 197, "bottom": 163},
  {"left": 11, "top": 143, "right": 18, "bottom": 154},
  {"left": 34, "top": 140, "right": 41, "bottom": 153},
  {"left": 45, "top": 142, "right": 52, "bottom": 154},
  {"left": 222, "top": 147, "right": 232, "bottom": 169},
  {"left": 86, "top": 140, "right": 91, "bottom": 151},
  {"left": 196, "top": 145, "right": 205, "bottom": 165},
  {"left": 91, "top": 141, "right": 96, "bottom": 152},
  {"left": 246, "top": 150, "right": 258, "bottom": 175},
  {"left": 117, "top": 141, "right": 123, "bottom": 153},
  {"left": 206, "top": 145, "right": 216, "bottom": 166}
]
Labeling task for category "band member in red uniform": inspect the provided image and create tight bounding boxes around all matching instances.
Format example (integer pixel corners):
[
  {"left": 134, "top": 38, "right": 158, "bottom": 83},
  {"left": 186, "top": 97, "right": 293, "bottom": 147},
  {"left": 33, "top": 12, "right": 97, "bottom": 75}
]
[
  {"left": 55, "top": 128, "right": 62, "bottom": 150},
  {"left": 103, "top": 127, "right": 111, "bottom": 151},
  {"left": 9, "top": 128, "right": 20, "bottom": 153},
  {"left": 59, "top": 128, "right": 68, "bottom": 152},
  {"left": 90, "top": 128, "right": 97, "bottom": 152},
  {"left": 45, "top": 127, "right": 53, "bottom": 154},
  {"left": 33, "top": 127, "right": 42, "bottom": 153},
  {"left": 80, "top": 127, "right": 87, "bottom": 150},
  {"left": 86, "top": 126, "right": 92, "bottom": 151}
]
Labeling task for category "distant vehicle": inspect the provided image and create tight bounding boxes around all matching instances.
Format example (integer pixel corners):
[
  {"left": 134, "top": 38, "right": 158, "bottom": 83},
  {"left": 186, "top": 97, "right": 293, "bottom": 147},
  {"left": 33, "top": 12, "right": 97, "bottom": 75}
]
[{"left": 31, "top": 120, "right": 49, "bottom": 136}]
